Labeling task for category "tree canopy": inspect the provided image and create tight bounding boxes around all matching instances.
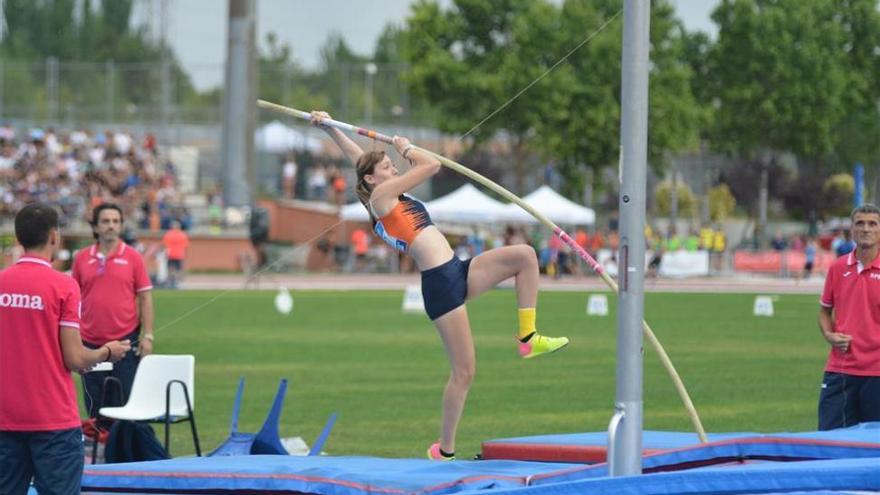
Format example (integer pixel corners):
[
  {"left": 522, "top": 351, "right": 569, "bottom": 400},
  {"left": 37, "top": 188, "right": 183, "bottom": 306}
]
[{"left": 2, "top": 0, "right": 878, "bottom": 216}]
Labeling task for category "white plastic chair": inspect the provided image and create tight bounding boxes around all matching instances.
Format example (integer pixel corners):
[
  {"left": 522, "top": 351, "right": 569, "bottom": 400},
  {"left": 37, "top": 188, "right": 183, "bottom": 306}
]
[{"left": 98, "top": 354, "right": 201, "bottom": 457}]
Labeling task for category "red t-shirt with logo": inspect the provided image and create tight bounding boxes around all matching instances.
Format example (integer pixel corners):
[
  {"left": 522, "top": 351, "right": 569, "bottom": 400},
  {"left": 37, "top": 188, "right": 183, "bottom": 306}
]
[
  {"left": 72, "top": 242, "right": 152, "bottom": 344},
  {"left": 820, "top": 250, "right": 880, "bottom": 376},
  {"left": 0, "top": 256, "right": 82, "bottom": 431}
]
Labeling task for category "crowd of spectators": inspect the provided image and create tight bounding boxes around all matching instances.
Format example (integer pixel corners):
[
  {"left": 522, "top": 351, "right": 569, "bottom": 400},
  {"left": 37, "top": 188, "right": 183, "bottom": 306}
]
[
  {"left": 298, "top": 161, "right": 348, "bottom": 205},
  {"left": 0, "top": 123, "right": 189, "bottom": 234}
]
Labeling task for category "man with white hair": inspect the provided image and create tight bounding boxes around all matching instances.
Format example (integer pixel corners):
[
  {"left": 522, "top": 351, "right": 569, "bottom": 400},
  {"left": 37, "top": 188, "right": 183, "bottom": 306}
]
[{"left": 817, "top": 203, "right": 880, "bottom": 429}]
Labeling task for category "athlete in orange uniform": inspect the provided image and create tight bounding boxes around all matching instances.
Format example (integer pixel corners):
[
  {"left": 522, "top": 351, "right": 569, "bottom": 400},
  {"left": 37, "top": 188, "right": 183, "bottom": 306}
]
[
  {"left": 312, "top": 111, "right": 569, "bottom": 461},
  {"left": 372, "top": 194, "right": 433, "bottom": 252}
]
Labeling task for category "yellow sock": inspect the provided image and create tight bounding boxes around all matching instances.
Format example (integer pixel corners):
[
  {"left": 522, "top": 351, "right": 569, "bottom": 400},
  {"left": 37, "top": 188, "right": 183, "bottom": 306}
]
[{"left": 518, "top": 308, "right": 536, "bottom": 341}]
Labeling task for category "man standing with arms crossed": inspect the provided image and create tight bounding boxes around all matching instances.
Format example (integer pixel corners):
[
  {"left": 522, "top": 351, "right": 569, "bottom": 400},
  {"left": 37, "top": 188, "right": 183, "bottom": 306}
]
[
  {"left": 0, "top": 203, "right": 129, "bottom": 494},
  {"left": 817, "top": 203, "right": 880, "bottom": 430},
  {"left": 73, "top": 203, "right": 154, "bottom": 419}
]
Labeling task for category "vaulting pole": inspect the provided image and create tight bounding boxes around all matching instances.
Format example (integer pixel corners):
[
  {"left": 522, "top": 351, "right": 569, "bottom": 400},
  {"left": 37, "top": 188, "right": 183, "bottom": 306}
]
[{"left": 256, "top": 98, "right": 708, "bottom": 444}]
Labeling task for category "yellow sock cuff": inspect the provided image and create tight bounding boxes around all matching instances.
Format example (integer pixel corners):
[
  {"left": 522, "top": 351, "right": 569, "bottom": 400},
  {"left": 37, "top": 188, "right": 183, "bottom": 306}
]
[{"left": 518, "top": 308, "right": 536, "bottom": 340}]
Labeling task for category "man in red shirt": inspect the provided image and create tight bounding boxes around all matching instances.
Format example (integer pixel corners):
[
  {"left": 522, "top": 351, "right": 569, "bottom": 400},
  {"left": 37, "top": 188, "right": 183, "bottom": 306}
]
[
  {"left": 817, "top": 203, "right": 880, "bottom": 430},
  {"left": 162, "top": 220, "right": 189, "bottom": 289},
  {"left": 72, "top": 203, "right": 153, "bottom": 419},
  {"left": 0, "top": 203, "right": 129, "bottom": 494}
]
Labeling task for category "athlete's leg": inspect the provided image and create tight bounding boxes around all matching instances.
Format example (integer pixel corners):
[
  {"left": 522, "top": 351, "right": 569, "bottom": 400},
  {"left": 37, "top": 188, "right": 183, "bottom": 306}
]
[
  {"left": 466, "top": 244, "right": 538, "bottom": 306},
  {"left": 432, "top": 305, "right": 475, "bottom": 456},
  {"left": 466, "top": 245, "right": 568, "bottom": 357}
]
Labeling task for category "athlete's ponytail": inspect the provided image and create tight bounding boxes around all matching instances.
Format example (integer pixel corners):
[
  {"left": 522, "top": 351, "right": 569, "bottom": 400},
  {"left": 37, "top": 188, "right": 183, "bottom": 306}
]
[{"left": 355, "top": 150, "right": 385, "bottom": 226}]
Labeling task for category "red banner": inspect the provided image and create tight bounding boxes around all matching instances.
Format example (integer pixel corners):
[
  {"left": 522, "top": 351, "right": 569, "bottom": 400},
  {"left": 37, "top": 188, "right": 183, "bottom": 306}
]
[{"left": 733, "top": 250, "right": 836, "bottom": 274}]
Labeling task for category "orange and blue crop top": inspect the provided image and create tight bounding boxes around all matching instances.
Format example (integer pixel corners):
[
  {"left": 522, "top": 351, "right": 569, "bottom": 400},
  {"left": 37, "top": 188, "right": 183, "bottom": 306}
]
[{"left": 372, "top": 195, "right": 434, "bottom": 253}]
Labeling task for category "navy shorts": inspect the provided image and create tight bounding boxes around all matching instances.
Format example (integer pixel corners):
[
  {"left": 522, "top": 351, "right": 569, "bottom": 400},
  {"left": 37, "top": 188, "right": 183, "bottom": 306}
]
[
  {"left": 421, "top": 256, "right": 471, "bottom": 320},
  {"left": 817, "top": 371, "right": 880, "bottom": 430},
  {"left": 0, "top": 427, "right": 84, "bottom": 495}
]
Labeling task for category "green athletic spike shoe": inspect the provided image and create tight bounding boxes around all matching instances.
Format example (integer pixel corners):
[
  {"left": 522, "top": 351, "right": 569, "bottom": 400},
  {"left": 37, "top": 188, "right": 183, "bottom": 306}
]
[{"left": 518, "top": 333, "right": 569, "bottom": 359}]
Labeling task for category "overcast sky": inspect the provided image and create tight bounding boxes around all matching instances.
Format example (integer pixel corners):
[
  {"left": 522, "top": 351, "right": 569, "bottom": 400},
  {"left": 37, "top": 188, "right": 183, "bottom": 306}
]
[{"left": 133, "top": 0, "right": 719, "bottom": 91}]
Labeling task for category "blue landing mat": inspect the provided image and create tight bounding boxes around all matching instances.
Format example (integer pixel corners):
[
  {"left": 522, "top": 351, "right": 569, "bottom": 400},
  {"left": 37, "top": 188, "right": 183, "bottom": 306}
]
[
  {"left": 481, "top": 422, "right": 880, "bottom": 463},
  {"left": 80, "top": 425, "right": 880, "bottom": 495},
  {"left": 80, "top": 455, "right": 880, "bottom": 495},
  {"left": 82, "top": 455, "right": 582, "bottom": 495},
  {"left": 453, "top": 457, "right": 880, "bottom": 495}
]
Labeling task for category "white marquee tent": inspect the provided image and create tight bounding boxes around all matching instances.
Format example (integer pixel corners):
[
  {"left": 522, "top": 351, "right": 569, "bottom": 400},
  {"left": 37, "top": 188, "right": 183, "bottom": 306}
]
[
  {"left": 339, "top": 183, "right": 514, "bottom": 224},
  {"left": 341, "top": 184, "right": 594, "bottom": 226},
  {"left": 502, "top": 185, "right": 595, "bottom": 226},
  {"left": 255, "top": 121, "right": 323, "bottom": 154},
  {"left": 425, "top": 183, "right": 512, "bottom": 223},
  {"left": 340, "top": 201, "right": 370, "bottom": 222}
]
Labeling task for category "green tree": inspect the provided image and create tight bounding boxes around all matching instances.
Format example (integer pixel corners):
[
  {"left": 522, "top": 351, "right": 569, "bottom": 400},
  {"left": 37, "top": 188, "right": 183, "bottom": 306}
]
[
  {"left": 313, "top": 34, "right": 370, "bottom": 123},
  {"left": 655, "top": 180, "right": 698, "bottom": 218},
  {"left": 680, "top": 30, "right": 714, "bottom": 139},
  {"left": 709, "top": 0, "right": 850, "bottom": 161},
  {"left": 1, "top": 0, "right": 197, "bottom": 123},
  {"left": 536, "top": 0, "right": 620, "bottom": 199},
  {"left": 99, "top": 0, "right": 133, "bottom": 42},
  {"left": 372, "top": 24, "right": 432, "bottom": 125},
  {"left": 707, "top": 0, "right": 866, "bottom": 231},
  {"left": 708, "top": 183, "right": 736, "bottom": 221},
  {"left": 822, "top": 174, "right": 855, "bottom": 217},
  {"left": 253, "top": 32, "right": 334, "bottom": 124},
  {"left": 533, "top": 0, "right": 701, "bottom": 197},
  {"left": 258, "top": 33, "right": 303, "bottom": 107},
  {"left": 831, "top": 0, "right": 880, "bottom": 169},
  {"left": 77, "top": 0, "right": 97, "bottom": 60},
  {"left": 718, "top": 158, "right": 791, "bottom": 215},
  {"left": 1, "top": 0, "right": 78, "bottom": 59},
  {"left": 403, "top": 0, "right": 570, "bottom": 192}
]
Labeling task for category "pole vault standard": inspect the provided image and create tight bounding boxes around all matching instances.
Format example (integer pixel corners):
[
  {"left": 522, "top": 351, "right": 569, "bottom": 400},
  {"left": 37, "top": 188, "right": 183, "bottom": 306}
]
[
  {"left": 612, "top": 0, "right": 650, "bottom": 475},
  {"left": 256, "top": 98, "right": 708, "bottom": 444}
]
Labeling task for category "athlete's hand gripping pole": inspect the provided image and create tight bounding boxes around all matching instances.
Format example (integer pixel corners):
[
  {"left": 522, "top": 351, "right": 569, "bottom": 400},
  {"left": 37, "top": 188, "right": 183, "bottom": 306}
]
[
  {"left": 256, "top": 99, "right": 708, "bottom": 443},
  {"left": 258, "top": 100, "right": 395, "bottom": 145}
]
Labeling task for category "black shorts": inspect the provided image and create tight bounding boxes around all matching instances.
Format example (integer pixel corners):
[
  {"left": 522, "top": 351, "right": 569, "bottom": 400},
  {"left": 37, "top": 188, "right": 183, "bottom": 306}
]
[{"left": 421, "top": 256, "right": 471, "bottom": 320}]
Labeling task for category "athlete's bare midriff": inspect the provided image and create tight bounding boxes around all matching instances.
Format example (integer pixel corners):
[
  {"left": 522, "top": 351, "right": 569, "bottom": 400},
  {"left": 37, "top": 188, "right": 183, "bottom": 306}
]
[{"left": 407, "top": 226, "right": 455, "bottom": 271}]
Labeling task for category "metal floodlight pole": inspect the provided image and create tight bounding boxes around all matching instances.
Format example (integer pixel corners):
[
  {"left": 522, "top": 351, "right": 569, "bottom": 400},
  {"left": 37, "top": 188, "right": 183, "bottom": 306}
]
[
  {"left": 609, "top": 0, "right": 650, "bottom": 477},
  {"left": 221, "top": 0, "right": 258, "bottom": 208}
]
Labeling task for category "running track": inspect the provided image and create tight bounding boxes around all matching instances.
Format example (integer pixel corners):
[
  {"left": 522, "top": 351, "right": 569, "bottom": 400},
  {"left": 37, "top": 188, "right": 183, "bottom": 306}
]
[{"left": 179, "top": 273, "right": 824, "bottom": 294}]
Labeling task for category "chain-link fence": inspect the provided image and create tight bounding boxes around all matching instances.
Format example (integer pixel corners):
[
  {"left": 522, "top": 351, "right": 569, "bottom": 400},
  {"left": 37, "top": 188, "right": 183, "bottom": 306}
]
[
  {"left": 2, "top": 59, "right": 177, "bottom": 124},
  {"left": 0, "top": 59, "right": 429, "bottom": 130}
]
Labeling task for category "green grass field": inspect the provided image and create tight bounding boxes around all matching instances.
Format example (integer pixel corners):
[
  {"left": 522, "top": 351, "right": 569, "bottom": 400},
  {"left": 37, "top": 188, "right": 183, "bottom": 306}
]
[{"left": 112, "top": 288, "right": 827, "bottom": 460}]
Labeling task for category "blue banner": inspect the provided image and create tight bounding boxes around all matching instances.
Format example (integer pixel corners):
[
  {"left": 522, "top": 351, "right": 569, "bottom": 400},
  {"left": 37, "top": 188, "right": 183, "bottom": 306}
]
[{"left": 854, "top": 163, "right": 864, "bottom": 207}]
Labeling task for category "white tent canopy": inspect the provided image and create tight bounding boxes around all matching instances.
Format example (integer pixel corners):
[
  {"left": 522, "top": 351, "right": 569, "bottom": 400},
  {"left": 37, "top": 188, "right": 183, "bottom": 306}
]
[
  {"left": 340, "top": 201, "right": 370, "bottom": 222},
  {"left": 255, "top": 121, "right": 322, "bottom": 154},
  {"left": 425, "top": 183, "right": 512, "bottom": 223},
  {"left": 339, "top": 184, "right": 515, "bottom": 224},
  {"left": 502, "top": 185, "right": 595, "bottom": 226}
]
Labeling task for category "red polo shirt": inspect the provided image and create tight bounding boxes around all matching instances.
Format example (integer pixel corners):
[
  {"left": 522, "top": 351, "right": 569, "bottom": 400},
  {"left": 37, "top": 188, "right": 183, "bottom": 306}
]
[
  {"left": 72, "top": 242, "right": 152, "bottom": 344},
  {"left": 0, "top": 256, "right": 82, "bottom": 431},
  {"left": 820, "top": 249, "right": 880, "bottom": 376}
]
